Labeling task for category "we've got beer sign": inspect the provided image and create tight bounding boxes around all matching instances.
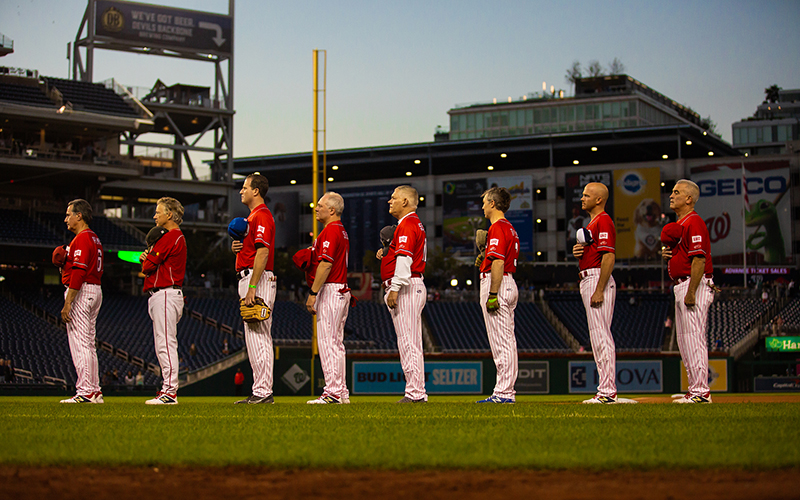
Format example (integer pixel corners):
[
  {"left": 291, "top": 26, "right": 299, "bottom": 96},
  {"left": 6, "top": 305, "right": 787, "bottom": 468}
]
[{"left": 766, "top": 337, "right": 800, "bottom": 352}]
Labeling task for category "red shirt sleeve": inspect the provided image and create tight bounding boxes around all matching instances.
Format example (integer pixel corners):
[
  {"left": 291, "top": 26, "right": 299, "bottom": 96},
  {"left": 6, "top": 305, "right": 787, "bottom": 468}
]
[
  {"left": 394, "top": 222, "right": 416, "bottom": 258},
  {"left": 685, "top": 217, "right": 708, "bottom": 257},
  {"left": 595, "top": 215, "right": 616, "bottom": 253},
  {"left": 253, "top": 210, "right": 274, "bottom": 249},
  {"left": 485, "top": 224, "right": 507, "bottom": 261}
]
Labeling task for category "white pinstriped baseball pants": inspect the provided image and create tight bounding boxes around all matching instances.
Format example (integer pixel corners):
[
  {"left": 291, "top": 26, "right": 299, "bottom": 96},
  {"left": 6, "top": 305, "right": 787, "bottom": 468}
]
[
  {"left": 386, "top": 277, "right": 427, "bottom": 400},
  {"left": 480, "top": 275, "right": 518, "bottom": 400},
  {"left": 64, "top": 283, "right": 102, "bottom": 396},
  {"left": 238, "top": 271, "right": 277, "bottom": 398},
  {"left": 148, "top": 288, "right": 183, "bottom": 395},
  {"left": 579, "top": 270, "right": 617, "bottom": 398},
  {"left": 316, "top": 283, "right": 350, "bottom": 399},
  {"left": 674, "top": 277, "right": 714, "bottom": 396}
]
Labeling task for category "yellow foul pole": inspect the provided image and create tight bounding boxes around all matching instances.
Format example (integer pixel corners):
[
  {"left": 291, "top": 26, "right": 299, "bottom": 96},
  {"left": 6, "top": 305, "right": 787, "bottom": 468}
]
[{"left": 311, "top": 49, "right": 321, "bottom": 395}]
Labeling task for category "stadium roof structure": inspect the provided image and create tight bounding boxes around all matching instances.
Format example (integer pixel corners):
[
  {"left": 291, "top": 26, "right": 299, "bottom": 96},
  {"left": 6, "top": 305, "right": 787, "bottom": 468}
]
[{"left": 232, "top": 124, "right": 742, "bottom": 187}]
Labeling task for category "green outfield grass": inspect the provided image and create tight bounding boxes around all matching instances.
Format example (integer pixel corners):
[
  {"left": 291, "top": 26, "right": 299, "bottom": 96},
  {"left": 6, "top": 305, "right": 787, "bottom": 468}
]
[{"left": 1, "top": 395, "right": 798, "bottom": 469}]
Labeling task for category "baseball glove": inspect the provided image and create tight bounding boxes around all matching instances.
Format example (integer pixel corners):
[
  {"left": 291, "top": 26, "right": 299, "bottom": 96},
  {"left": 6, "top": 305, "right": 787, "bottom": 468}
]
[
  {"left": 146, "top": 226, "right": 169, "bottom": 247},
  {"left": 475, "top": 229, "right": 488, "bottom": 267},
  {"left": 240, "top": 297, "right": 271, "bottom": 323}
]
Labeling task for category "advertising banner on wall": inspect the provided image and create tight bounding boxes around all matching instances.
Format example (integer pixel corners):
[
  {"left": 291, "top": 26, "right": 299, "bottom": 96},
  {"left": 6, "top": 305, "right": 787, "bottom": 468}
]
[
  {"left": 442, "top": 179, "right": 488, "bottom": 253},
  {"left": 564, "top": 171, "right": 613, "bottom": 254},
  {"left": 569, "top": 360, "right": 662, "bottom": 393},
  {"left": 515, "top": 361, "right": 549, "bottom": 394},
  {"left": 680, "top": 359, "right": 728, "bottom": 392},
  {"left": 690, "top": 160, "right": 791, "bottom": 266},
  {"left": 95, "top": 0, "right": 233, "bottom": 55},
  {"left": 613, "top": 168, "right": 662, "bottom": 260},
  {"left": 352, "top": 361, "right": 482, "bottom": 394},
  {"left": 488, "top": 175, "right": 533, "bottom": 254}
]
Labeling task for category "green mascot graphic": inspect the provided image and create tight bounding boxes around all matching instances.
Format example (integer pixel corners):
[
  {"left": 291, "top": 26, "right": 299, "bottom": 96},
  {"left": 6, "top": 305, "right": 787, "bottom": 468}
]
[{"left": 746, "top": 189, "right": 786, "bottom": 264}]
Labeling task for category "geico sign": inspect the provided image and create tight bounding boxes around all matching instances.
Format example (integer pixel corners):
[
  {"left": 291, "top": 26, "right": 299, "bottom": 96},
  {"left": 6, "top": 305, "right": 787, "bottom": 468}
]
[{"left": 698, "top": 176, "right": 786, "bottom": 197}]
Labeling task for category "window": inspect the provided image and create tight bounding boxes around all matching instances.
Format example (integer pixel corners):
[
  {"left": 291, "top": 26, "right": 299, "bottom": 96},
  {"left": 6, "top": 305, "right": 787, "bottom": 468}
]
[
  {"left": 576, "top": 105, "right": 584, "bottom": 121},
  {"left": 611, "top": 102, "right": 620, "bottom": 117},
  {"left": 550, "top": 108, "right": 558, "bottom": 123},
  {"left": 763, "top": 126, "right": 772, "bottom": 143},
  {"left": 509, "top": 110, "right": 517, "bottom": 128},
  {"left": 777, "top": 125, "right": 790, "bottom": 142},
  {"left": 534, "top": 109, "right": 542, "bottom": 124},
  {"left": 629, "top": 101, "right": 637, "bottom": 116},
  {"left": 602, "top": 102, "right": 611, "bottom": 118},
  {"left": 450, "top": 116, "right": 459, "bottom": 132},
  {"left": 500, "top": 111, "right": 509, "bottom": 127},
  {"left": 748, "top": 127, "right": 757, "bottom": 144},
  {"left": 459, "top": 115, "right": 467, "bottom": 133},
  {"left": 518, "top": 110, "right": 525, "bottom": 127},
  {"left": 466, "top": 113, "right": 475, "bottom": 131},
  {"left": 525, "top": 109, "right": 533, "bottom": 126}
]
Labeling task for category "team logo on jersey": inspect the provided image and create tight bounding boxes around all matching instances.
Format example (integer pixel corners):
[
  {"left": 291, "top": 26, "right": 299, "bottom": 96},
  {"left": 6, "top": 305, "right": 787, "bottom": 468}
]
[
  {"left": 74, "top": 250, "right": 82, "bottom": 257},
  {"left": 490, "top": 238, "right": 499, "bottom": 246},
  {"left": 599, "top": 232, "right": 608, "bottom": 239},
  {"left": 257, "top": 225, "right": 265, "bottom": 234},
  {"left": 322, "top": 241, "right": 330, "bottom": 249},
  {"left": 692, "top": 235, "right": 702, "bottom": 243},
  {"left": 399, "top": 236, "right": 408, "bottom": 244}
]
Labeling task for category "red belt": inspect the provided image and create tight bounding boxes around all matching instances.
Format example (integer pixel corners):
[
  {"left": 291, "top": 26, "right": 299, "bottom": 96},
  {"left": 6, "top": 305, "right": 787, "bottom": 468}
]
[
  {"left": 674, "top": 273, "right": 713, "bottom": 285},
  {"left": 579, "top": 268, "right": 600, "bottom": 280},
  {"left": 383, "top": 273, "right": 423, "bottom": 288}
]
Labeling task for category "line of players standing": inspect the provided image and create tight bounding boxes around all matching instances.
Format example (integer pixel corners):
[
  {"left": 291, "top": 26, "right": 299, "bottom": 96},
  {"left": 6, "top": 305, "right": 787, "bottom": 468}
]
[{"left": 55, "top": 174, "right": 715, "bottom": 405}]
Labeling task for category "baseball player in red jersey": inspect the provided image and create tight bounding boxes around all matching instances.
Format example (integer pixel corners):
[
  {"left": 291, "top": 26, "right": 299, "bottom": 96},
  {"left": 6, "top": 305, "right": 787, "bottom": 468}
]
[
  {"left": 377, "top": 185, "right": 428, "bottom": 403},
  {"left": 572, "top": 182, "right": 629, "bottom": 405},
  {"left": 141, "top": 197, "right": 187, "bottom": 405},
  {"left": 662, "top": 179, "right": 715, "bottom": 404},
  {"left": 306, "top": 192, "right": 351, "bottom": 404},
  {"left": 477, "top": 187, "right": 519, "bottom": 404},
  {"left": 60, "top": 199, "right": 104, "bottom": 404},
  {"left": 232, "top": 173, "right": 277, "bottom": 404}
]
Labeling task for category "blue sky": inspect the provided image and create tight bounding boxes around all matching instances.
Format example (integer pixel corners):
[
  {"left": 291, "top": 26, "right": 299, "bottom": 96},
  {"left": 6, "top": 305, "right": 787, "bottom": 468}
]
[{"left": 2, "top": 0, "right": 799, "bottom": 161}]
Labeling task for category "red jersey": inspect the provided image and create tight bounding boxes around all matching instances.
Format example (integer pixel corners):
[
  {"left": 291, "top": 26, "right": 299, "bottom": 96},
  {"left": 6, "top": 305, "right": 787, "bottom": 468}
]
[
  {"left": 480, "top": 218, "right": 519, "bottom": 274},
  {"left": 235, "top": 204, "right": 275, "bottom": 272},
  {"left": 381, "top": 212, "right": 426, "bottom": 282},
  {"left": 311, "top": 220, "right": 349, "bottom": 284},
  {"left": 62, "top": 228, "right": 103, "bottom": 289},
  {"left": 142, "top": 228, "right": 187, "bottom": 292},
  {"left": 578, "top": 212, "right": 616, "bottom": 271},
  {"left": 668, "top": 211, "right": 713, "bottom": 280}
]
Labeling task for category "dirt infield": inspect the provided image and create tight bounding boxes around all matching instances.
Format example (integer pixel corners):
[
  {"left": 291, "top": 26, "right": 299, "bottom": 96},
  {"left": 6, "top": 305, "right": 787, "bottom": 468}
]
[
  {"left": 634, "top": 394, "right": 800, "bottom": 404},
  {"left": 1, "top": 466, "right": 798, "bottom": 500}
]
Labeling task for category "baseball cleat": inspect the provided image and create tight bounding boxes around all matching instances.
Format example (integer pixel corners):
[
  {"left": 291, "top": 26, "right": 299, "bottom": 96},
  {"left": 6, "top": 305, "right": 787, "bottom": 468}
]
[
  {"left": 145, "top": 392, "right": 178, "bottom": 405},
  {"left": 307, "top": 394, "right": 348, "bottom": 404},
  {"left": 397, "top": 396, "right": 427, "bottom": 403},
  {"left": 476, "top": 395, "right": 515, "bottom": 403},
  {"left": 673, "top": 393, "right": 712, "bottom": 404},
  {"left": 60, "top": 391, "right": 103, "bottom": 404},
  {"left": 582, "top": 395, "right": 617, "bottom": 404}
]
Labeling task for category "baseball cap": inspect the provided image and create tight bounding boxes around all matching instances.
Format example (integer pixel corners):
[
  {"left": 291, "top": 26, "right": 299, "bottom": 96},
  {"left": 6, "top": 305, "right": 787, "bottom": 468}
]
[
  {"left": 227, "top": 217, "right": 248, "bottom": 240},
  {"left": 660, "top": 222, "right": 682, "bottom": 248},
  {"left": 576, "top": 227, "right": 593, "bottom": 246}
]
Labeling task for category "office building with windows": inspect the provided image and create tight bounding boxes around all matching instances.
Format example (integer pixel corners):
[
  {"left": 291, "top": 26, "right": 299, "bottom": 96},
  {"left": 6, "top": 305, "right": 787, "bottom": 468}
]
[
  {"left": 732, "top": 88, "right": 800, "bottom": 156},
  {"left": 448, "top": 75, "right": 706, "bottom": 141}
]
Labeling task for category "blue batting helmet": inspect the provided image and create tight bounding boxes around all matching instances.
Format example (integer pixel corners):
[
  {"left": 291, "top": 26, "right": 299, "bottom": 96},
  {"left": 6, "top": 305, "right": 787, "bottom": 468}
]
[{"left": 227, "top": 217, "right": 248, "bottom": 240}]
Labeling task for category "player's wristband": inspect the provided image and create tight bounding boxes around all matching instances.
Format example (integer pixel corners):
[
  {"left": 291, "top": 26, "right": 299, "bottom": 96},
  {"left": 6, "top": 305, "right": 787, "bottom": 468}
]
[
  {"left": 309, "top": 290, "right": 318, "bottom": 296},
  {"left": 248, "top": 285, "right": 256, "bottom": 289},
  {"left": 489, "top": 292, "right": 498, "bottom": 296}
]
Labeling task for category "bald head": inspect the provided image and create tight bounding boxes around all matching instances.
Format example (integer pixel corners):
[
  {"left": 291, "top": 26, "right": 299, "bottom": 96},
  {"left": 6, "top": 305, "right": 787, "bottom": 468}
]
[{"left": 586, "top": 182, "right": 609, "bottom": 203}]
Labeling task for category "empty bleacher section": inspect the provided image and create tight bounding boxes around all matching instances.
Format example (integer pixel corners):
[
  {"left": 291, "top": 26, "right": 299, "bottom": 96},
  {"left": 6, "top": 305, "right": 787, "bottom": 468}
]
[
  {"left": 0, "top": 79, "right": 53, "bottom": 107},
  {"left": 42, "top": 77, "right": 139, "bottom": 117},
  {"left": 424, "top": 302, "right": 568, "bottom": 353},
  {"left": 0, "top": 209, "right": 62, "bottom": 245},
  {"left": 775, "top": 296, "right": 800, "bottom": 331},
  {"left": 706, "top": 297, "right": 777, "bottom": 351},
  {"left": 32, "top": 211, "right": 145, "bottom": 250},
  {"left": 0, "top": 295, "right": 159, "bottom": 386},
  {"left": 546, "top": 292, "right": 670, "bottom": 352},
  {"left": 344, "top": 301, "right": 397, "bottom": 351}
]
